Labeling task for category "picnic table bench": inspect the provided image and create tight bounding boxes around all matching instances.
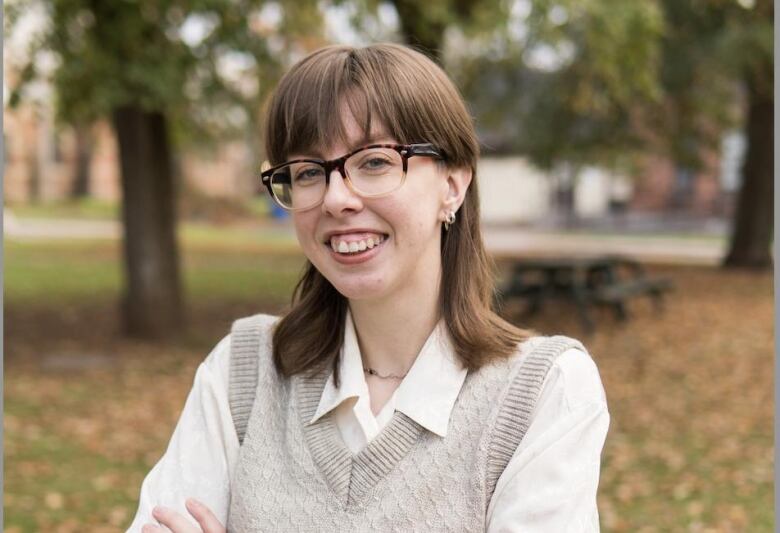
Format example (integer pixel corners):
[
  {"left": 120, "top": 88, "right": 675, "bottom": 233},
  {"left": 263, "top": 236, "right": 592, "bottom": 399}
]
[{"left": 495, "top": 255, "right": 673, "bottom": 333}]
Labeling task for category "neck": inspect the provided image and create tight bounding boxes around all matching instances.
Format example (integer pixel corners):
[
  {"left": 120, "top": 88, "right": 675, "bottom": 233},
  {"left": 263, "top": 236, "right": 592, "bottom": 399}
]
[{"left": 349, "top": 273, "right": 441, "bottom": 376}]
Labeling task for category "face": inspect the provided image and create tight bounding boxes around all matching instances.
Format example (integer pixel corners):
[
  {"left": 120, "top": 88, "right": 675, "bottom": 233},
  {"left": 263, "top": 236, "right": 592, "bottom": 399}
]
[{"left": 289, "top": 109, "right": 454, "bottom": 304}]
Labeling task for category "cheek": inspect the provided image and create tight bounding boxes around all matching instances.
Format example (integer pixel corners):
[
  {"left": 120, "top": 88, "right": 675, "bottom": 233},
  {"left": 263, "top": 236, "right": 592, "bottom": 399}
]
[
  {"left": 292, "top": 213, "right": 320, "bottom": 252},
  {"left": 389, "top": 201, "right": 440, "bottom": 249}
]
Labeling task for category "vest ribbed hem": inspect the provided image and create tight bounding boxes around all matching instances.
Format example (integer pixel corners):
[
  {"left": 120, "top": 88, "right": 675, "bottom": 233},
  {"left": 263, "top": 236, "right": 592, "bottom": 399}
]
[
  {"left": 229, "top": 315, "right": 273, "bottom": 445},
  {"left": 484, "top": 336, "right": 585, "bottom": 499}
]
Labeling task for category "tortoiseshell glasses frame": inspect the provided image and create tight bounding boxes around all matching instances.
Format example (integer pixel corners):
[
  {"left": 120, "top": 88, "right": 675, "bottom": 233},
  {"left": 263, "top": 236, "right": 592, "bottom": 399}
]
[{"left": 260, "top": 143, "right": 445, "bottom": 211}]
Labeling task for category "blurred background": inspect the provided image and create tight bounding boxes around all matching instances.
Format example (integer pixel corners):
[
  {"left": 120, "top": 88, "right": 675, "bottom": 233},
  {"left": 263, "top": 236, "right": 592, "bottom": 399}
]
[{"left": 3, "top": 0, "right": 773, "bottom": 531}]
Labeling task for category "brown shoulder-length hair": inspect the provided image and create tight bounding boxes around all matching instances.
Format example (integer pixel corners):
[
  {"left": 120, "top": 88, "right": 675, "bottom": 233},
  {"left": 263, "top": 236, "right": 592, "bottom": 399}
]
[{"left": 267, "top": 43, "right": 531, "bottom": 385}]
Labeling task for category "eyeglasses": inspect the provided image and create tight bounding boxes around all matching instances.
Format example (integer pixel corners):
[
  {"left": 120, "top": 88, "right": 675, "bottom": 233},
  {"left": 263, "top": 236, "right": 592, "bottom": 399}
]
[{"left": 260, "top": 143, "right": 445, "bottom": 211}]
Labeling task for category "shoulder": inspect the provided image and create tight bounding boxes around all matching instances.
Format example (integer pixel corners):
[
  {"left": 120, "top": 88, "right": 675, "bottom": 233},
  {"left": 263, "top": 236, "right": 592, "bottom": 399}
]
[
  {"left": 228, "top": 312, "right": 281, "bottom": 368},
  {"left": 229, "top": 313, "right": 282, "bottom": 354},
  {"left": 231, "top": 313, "right": 280, "bottom": 335},
  {"left": 479, "top": 334, "right": 607, "bottom": 496},
  {"left": 201, "top": 314, "right": 281, "bottom": 384},
  {"left": 516, "top": 335, "right": 607, "bottom": 411}
]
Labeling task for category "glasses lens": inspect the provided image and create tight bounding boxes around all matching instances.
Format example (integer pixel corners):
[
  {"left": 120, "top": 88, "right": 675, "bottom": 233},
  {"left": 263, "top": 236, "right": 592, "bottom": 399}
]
[
  {"left": 345, "top": 147, "right": 403, "bottom": 196},
  {"left": 270, "top": 162, "right": 327, "bottom": 210}
]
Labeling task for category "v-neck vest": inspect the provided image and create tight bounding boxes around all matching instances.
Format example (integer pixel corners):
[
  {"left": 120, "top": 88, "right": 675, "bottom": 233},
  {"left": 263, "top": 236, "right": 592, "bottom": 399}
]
[{"left": 226, "top": 314, "right": 585, "bottom": 533}]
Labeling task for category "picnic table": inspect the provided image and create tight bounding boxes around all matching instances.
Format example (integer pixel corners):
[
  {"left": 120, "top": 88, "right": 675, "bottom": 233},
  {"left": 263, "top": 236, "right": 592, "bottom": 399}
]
[{"left": 495, "top": 255, "right": 673, "bottom": 333}]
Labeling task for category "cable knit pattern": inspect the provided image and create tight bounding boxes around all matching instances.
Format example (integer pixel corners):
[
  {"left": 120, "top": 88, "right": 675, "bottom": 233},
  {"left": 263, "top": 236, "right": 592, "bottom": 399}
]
[{"left": 227, "top": 314, "right": 585, "bottom": 532}]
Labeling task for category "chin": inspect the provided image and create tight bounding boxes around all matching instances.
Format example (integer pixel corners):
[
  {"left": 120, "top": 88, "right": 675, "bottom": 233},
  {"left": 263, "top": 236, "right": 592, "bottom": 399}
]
[{"left": 326, "top": 273, "right": 390, "bottom": 301}]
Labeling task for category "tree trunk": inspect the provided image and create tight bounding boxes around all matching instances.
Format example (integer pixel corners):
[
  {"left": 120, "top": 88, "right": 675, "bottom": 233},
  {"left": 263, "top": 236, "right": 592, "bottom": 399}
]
[
  {"left": 71, "top": 123, "right": 93, "bottom": 198},
  {"left": 723, "top": 84, "right": 773, "bottom": 269},
  {"left": 112, "top": 105, "right": 184, "bottom": 337},
  {"left": 391, "top": 0, "right": 446, "bottom": 63},
  {"left": 27, "top": 149, "right": 41, "bottom": 202}
]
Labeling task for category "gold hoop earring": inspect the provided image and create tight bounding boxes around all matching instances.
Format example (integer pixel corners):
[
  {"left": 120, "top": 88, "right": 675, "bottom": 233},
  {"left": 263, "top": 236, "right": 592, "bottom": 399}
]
[{"left": 444, "top": 210, "right": 456, "bottom": 231}]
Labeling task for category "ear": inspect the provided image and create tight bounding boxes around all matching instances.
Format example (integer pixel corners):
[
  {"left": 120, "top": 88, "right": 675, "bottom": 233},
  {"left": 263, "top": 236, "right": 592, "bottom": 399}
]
[{"left": 439, "top": 166, "right": 473, "bottom": 222}]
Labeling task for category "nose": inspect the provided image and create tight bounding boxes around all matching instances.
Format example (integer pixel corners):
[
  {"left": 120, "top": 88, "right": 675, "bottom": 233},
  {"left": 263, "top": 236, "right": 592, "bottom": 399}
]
[{"left": 321, "top": 168, "right": 363, "bottom": 217}]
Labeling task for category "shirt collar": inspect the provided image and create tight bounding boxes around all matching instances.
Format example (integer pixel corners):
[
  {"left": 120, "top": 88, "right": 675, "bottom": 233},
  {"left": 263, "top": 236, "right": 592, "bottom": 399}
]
[
  {"left": 393, "top": 320, "right": 467, "bottom": 437},
  {"left": 308, "top": 310, "right": 467, "bottom": 438},
  {"left": 309, "top": 311, "right": 366, "bottom": 425}
]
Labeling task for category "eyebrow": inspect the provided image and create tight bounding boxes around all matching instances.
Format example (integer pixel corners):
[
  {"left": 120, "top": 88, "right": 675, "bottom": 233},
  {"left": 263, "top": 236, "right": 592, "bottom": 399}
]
[{"left": 292, "top": 134, "right": 393, "bottom": 160}]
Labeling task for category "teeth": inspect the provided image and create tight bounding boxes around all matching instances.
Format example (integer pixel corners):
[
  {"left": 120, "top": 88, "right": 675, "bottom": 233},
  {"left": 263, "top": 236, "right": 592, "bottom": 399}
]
[{"left": 329, "top": 234, "right": 386, "bottom": 254}]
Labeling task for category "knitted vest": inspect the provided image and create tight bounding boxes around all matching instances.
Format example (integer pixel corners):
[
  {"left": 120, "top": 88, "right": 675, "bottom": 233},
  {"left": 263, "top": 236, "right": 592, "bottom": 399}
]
[{"left": 226, "top": 314, "right": 585, "bottom": 532}]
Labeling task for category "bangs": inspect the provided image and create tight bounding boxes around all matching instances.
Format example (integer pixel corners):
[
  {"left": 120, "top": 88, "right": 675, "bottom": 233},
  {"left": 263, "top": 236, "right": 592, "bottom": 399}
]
[
  {"left": 285, "top": 86, "right": 382, "bottom": 159},
  {"left": 264, "top": 48, "right": 377, "bottom": 162},
  {"left": 264, "top": 45, "right": 472, "bottom": 165}
]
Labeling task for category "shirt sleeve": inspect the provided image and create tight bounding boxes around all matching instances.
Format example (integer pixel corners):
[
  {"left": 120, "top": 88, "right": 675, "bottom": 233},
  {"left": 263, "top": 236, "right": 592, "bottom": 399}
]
[
  {"left": 485, "top": 347, "right": 610, "bottom": 533},
  {"left": 126, "top": 334, "right": 238, "bottom": 532}
]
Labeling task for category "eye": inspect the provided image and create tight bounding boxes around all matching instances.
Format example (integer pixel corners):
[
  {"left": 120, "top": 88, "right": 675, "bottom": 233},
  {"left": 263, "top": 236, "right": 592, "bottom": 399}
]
[
  {"left": 357, "top": 156, "right": 395, "bottom": 175},
  {"left": 293, "top": 165, "right": 325, "bottom": 184},
  {"left": 364, "top": 157, "right": 391, "bottom": 169}
]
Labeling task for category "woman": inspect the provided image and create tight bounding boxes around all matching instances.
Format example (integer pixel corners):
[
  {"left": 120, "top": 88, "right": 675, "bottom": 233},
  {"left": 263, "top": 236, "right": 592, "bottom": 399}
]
[{"left": 130, "top": 43, "right": 609, "bottom": 533}]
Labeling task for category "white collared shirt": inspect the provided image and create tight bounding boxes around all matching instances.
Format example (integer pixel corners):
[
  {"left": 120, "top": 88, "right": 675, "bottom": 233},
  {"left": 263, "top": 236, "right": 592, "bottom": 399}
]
[
  {"left": 127, "top": 315, "right": 610, "bottom": 532},
  {"left": 310, "top": 313, "right": 468, "bottom": 452}
]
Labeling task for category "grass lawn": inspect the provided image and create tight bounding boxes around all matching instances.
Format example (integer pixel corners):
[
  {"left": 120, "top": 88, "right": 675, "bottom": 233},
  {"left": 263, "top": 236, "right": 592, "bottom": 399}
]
[
  {"left": 4, "top": 235, "right": 773, "bottom": 532},
  {"left": 6, "top": 197, "right": 273, "bottom": 222},
  {"left": 6, "top": 198, "right": 121, "bottom": 220}
]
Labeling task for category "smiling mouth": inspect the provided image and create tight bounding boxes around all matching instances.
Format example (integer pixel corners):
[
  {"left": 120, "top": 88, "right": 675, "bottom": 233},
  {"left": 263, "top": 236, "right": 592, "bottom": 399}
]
[{"left": 326, "top": 234, "right": 389, "bottom": 255}]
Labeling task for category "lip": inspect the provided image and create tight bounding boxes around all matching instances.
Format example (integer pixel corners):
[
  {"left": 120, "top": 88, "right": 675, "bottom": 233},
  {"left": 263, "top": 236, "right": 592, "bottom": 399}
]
[
  {"left": 325, "top": 234, "right": 389, "bottom": 265},
  {"left": 322, "top": 228, "right": 388, "bottom": 243}
]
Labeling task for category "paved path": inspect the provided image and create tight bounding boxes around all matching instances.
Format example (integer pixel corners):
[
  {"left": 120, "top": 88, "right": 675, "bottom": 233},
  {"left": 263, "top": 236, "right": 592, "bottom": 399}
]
[
  {"left": 484, "top": 226, "right": 726, "bottom": 265},
  {"left": 4, "top": 214, "right": 119, "bottom": 240},
  {"left": 4, "top": 213, "right": 726, "bottom": 265}
]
